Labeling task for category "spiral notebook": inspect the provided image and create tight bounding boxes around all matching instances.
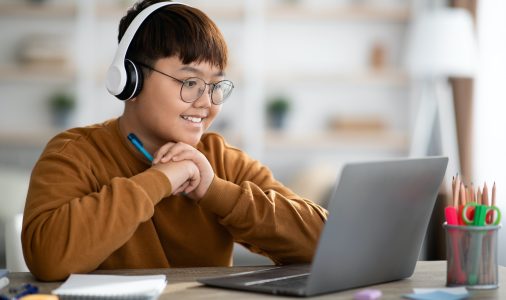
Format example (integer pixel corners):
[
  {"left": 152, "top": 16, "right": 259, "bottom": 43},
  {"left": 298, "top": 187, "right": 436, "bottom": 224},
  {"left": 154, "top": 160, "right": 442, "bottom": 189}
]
[{"left": 52, "top": 274, "right": 167, "bottom": 300}]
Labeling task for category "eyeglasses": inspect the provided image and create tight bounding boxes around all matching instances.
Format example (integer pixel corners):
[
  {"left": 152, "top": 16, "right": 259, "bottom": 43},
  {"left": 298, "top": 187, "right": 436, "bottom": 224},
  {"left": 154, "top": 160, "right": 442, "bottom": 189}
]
[{"left": 138, "top": 62, "right": 234, "bottom": 105}]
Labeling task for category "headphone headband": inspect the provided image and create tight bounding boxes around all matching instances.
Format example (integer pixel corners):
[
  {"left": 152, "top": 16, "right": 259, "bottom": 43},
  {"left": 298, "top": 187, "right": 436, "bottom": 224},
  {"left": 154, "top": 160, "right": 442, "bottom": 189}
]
[{"left": 106, "top": 1, "right": 185, "bottom": 98}]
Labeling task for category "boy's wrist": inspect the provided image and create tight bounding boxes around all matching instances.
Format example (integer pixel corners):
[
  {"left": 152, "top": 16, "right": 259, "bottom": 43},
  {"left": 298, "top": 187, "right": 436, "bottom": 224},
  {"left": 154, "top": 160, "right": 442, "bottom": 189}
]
[
  {"left": 151, "top": 160, "right": 199, "bottom": 195},
  {"left": 198, "top": 177, "right": 241, "bottom": 217},
  {"left": 131, "top": 168, "right": 173, "bottom": 203}
]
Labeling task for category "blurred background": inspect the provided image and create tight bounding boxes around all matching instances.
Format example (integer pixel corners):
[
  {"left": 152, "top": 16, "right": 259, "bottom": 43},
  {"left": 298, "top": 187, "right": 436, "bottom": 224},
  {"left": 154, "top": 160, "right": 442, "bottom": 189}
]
[{"left": 1, "top": 0, "right": 505, "bottom": 270}]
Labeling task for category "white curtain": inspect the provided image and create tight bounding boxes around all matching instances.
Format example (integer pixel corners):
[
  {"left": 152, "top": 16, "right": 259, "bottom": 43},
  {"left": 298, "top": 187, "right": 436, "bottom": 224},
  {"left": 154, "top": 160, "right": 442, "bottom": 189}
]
[{"left": 475, "top": 0, "right": 506, "bottom": 266}]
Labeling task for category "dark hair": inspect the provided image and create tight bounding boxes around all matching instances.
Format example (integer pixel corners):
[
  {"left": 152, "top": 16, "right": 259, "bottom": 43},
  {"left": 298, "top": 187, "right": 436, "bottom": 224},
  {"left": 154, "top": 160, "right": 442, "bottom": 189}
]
[{"left": 118, "top": 0, "right": 228, "bottom": 71}]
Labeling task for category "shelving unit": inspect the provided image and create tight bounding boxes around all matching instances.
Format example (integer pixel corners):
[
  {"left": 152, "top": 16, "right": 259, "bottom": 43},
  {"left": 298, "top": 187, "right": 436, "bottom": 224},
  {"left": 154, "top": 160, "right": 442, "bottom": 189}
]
[
  {"left": 265, "top": 130, "right": 407, "bottom": 151},
  {"left": 265, "top": 3, "right": 411, "bottom": 22},
  {"left": 258, "top": 1, "right": 412, "bottom": 172},
  {"left": 0, "top": 65, "right": 75, "bottom": 82},
  {"left": 265, "top": 68, "right": 409, "bottom": 87},
  {"left": 96, "top": 3, "right": 244, "bottom": 20},
  {"left": 0, "top": 130, "right": 60, "bottom": 148},
  {"left": 0, "top": 0, "right": 418, "bottom": 269},
  {"left": 0, "top": 3, "right": 76, "bottom": 18},
  {"left": 0, "top": 0, "right": 414, "bottom": 175}
]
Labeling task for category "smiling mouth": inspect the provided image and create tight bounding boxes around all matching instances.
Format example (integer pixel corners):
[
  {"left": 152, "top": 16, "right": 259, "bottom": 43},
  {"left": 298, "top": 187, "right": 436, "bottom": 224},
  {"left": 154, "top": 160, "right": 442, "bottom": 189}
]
[{"left": 181, "top": 115, "right": 205, "bottom": 123}]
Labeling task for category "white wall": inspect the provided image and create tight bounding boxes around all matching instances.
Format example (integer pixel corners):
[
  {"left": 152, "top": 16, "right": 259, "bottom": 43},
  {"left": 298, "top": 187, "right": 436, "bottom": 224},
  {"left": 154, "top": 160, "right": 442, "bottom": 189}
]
[{"left": 475, "top": 0, "right": 506, "bottom": 266}]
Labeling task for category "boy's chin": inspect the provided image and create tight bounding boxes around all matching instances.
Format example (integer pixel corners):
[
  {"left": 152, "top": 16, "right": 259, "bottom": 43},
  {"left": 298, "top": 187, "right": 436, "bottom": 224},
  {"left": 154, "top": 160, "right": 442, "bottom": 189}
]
[{"left": 175, "top": 135, "right": 202, "bottom": 147}]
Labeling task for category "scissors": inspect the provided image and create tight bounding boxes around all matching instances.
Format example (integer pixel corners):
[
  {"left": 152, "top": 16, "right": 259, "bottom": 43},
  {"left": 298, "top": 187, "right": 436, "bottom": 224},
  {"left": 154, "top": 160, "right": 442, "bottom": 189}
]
[{"left": 462, "top": 203, "right": 501, "bottom": 226}]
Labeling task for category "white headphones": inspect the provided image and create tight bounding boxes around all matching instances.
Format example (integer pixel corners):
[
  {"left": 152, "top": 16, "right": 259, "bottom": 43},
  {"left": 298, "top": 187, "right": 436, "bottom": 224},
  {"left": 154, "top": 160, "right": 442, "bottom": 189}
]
[{"left": 106, "top": 1, "right": 185, "bottom": 101}]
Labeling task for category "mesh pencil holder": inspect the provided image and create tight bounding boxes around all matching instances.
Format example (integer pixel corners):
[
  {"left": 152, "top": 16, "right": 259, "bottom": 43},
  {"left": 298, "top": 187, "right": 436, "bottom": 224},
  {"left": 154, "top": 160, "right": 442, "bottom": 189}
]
[{"left": 443, "top": 222, "right": 501, "bottom": 289}]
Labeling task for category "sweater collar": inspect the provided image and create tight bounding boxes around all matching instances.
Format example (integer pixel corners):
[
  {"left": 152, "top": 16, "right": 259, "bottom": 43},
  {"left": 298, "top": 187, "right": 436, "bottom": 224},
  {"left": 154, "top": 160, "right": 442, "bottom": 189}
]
[{"left": 107, "top": 118, "right": 152, "bottom": 167}]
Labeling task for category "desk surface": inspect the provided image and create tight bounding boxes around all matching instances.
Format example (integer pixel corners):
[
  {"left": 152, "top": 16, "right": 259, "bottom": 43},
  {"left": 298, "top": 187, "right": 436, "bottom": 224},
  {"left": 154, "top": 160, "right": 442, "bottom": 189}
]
[{"left": 3, "top": 261, "right": 505, "bottom": 299}]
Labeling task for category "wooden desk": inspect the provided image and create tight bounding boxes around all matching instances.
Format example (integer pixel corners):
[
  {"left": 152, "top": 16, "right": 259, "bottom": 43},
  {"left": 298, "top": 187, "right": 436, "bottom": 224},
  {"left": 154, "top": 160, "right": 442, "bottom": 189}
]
[{"left": 3, "top": 261, "right": 505, "bottom": 299}]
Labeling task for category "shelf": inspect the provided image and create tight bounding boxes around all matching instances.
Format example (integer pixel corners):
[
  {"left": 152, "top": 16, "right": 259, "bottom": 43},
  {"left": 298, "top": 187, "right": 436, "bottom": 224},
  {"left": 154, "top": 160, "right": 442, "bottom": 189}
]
[
  {"left": 0, "top": 3, "right": 76, "bottom": 18},
  {"left": 265, "top": 130, "right": 408, "bottom": 152},
  {"left": 266, "top": 3, "right": 411, "bottom": 22},
  {"left": 94, "top": 3, "right": 406, "bottom": 22},
  {"left": 0, "top": 3, "right": 242, "bottom": 20},
  {"left": 265, "top": 68, "right": 409, "bottom": 87},
  {"left": 0, "top": 130, "right": 60, "bottom": 148},
  {"left": 95, "top": 4, "right": 244, "bottom": 21},
  {"left": 0, "top": 65, "right": 76, "bottom": 83},
  {"left": 201, "top": 8, "right": 244, "bottom": 21}
]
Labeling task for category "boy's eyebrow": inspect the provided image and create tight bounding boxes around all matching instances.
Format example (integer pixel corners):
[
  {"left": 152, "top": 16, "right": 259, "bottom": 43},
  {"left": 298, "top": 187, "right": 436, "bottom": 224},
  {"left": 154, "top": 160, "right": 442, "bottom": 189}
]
[{"left": 179, "top": 65, "right": 225, "bottom": 77}]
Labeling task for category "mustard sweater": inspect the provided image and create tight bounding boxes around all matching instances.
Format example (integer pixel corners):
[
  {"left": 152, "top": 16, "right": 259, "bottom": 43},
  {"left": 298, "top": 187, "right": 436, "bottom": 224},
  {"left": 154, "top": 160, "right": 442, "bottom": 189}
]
[{"left": 22, "top": 118, "right": 328, "bottom": 281}]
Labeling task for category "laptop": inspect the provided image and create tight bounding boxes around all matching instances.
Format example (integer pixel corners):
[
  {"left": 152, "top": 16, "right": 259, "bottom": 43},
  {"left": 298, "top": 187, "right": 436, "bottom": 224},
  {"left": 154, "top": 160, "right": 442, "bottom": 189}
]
[{"left": 197, "top": 157, "right": 448, "bottom": 297}]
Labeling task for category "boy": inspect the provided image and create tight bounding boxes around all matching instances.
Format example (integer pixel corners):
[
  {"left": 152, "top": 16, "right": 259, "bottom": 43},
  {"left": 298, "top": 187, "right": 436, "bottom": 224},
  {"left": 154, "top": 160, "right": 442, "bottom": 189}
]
[{"left": 22, "top": 0, "right": 328, "bottom": 281}]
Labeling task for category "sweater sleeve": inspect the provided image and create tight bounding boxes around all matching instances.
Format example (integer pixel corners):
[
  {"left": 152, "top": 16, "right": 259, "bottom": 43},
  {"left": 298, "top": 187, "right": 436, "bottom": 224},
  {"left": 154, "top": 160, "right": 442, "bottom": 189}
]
[
  {"left": 198, "top": 135, "right": 328, "bottom": 264},
  {"left": 22, "top": 149, "right": 171, "bottom": 281}
]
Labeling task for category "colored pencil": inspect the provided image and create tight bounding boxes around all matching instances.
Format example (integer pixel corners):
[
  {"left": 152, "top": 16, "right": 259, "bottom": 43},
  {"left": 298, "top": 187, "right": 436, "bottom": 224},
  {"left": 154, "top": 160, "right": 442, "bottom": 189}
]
[{"left": 483, "top": 183, "right": 489, "bottom": 206}]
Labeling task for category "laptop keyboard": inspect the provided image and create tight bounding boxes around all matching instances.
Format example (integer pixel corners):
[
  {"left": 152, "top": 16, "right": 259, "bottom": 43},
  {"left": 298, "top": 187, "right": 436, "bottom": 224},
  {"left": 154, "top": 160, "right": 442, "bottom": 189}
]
[{"left": 249, "top": 273, "right": 309, "bottom": 288}]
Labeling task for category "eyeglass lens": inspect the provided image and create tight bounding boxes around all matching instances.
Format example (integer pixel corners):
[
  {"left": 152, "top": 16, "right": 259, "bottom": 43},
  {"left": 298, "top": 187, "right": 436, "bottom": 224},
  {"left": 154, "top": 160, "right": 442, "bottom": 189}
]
[{"left": 181, "top": 78, "right": 233, "bottom": 104}]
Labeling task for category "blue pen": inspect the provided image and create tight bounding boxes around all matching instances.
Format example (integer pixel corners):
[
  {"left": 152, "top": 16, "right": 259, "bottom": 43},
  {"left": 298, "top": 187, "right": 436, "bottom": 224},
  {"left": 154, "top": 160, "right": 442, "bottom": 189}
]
[
  {"left": 127, "top": 133, "right": 154, "bottom": 162},
  {"left": 3, "top": 284, "right": 38, "bottom": 300},
  {"left": 15, "top": 284, "right": 38, "bottom": 299}
]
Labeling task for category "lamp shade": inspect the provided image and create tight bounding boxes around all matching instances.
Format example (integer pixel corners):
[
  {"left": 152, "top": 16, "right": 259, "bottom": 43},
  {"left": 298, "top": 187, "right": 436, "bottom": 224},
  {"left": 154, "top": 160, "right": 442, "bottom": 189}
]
[{"left": 405, "top": 8, "right": 477, "bottom": 78}]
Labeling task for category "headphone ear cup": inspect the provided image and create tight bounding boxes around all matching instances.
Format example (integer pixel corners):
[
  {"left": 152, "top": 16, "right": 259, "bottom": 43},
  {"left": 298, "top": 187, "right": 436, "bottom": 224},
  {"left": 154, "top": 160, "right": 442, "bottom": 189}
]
[{"left": 116, "top": 59, "right": 143, "bottom": 101}]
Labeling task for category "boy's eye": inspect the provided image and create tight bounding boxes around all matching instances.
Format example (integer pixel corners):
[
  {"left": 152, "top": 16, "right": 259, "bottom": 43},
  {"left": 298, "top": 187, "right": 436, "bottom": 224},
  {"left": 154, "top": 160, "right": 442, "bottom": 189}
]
[{"left": 183, "top": 79, "right": 199, "bottom": 88}]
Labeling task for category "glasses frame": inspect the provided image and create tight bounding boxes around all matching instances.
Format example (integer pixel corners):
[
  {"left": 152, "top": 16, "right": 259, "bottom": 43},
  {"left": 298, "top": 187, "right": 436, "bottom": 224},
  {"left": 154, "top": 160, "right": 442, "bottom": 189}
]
[{"left": 137, "top": 62, "right": 233, "bottom": 105}]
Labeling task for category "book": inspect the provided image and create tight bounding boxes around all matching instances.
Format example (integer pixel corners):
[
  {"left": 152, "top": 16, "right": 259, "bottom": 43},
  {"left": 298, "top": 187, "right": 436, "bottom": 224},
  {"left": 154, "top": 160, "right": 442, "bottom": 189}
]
[{"left": 52, "top": 274, "right": 166, "bottom": 300}]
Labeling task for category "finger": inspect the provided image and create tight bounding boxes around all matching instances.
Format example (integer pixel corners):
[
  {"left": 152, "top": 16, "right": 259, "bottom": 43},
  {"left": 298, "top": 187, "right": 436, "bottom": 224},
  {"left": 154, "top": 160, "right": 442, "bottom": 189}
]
[
  {"left": 189, "top": 167, "right": 201, "bottom": 190},
  {"left": 161, "top": 143, "right": 193, "bottom": 163},
  {"left": 153, "top": 142, "right": 176, "bottom": 164},
  {"left": 160, "top": 143, "right": 187, "bottom": 163},
  {"left": 172, "top": 179, "right": 188, "bottom": 195},
  {"left": 179, "top": 181, "right": 190, "bottom": 193},
  {"left": 170, "top": 149, "right": 195, "bottom": 162},
  {"left": 179, "top": 179, "right": 196, "bottom": 195},
  {"left": 184, "top": 178, "right": 199, "bottom": 194},
  {"left": 173, "top": 181, "right": 190, "bottom": 195},
  {"left": 184, "top": 179, "right": 199, "bottom": 194},
  {"left": 169, "top": 149, "right": 204, "bottom": 166},
  {"left": 153, "top": 147, "right": 167, "bottom": 164}
]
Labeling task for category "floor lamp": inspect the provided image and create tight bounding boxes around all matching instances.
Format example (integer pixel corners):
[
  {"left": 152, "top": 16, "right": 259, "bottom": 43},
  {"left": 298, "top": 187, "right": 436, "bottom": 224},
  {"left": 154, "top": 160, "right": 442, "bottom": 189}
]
[{"left": 405, "top": 8, "right": 477, "bottom": 193}]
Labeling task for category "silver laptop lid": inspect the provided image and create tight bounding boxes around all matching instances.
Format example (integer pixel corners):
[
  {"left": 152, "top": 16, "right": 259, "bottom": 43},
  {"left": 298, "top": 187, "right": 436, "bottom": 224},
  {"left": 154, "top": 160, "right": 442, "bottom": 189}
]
[{"left": 306, "top": 157, "right": 448, "bottom": 295}]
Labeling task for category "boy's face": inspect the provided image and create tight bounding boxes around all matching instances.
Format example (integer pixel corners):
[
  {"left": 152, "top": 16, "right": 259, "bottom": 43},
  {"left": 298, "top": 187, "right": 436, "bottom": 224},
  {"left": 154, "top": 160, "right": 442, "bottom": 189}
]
[{"left": 134, "top": 56, "right": 224, "bottom": 147}]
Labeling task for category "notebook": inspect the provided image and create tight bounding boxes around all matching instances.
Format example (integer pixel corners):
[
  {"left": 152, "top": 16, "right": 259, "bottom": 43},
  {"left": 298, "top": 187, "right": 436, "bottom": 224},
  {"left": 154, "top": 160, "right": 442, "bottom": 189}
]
[
  {"left": 52, "top": 274, "right": 167, "bottom": 300},
  {"left": 0, "top": 269, "right": 9, "bottom": 290},
  {"left": 198, "top": 157, "right": 448, "bottom": 297}
]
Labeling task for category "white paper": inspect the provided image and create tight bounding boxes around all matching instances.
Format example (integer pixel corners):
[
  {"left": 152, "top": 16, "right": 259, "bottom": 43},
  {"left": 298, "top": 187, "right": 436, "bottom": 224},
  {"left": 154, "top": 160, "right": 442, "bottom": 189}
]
[
  {"left": 413, "top": 287, "right": 468, "bottom": 295},
  {"left": 52, "top": 274, "right": 167, "bottom": 299}
]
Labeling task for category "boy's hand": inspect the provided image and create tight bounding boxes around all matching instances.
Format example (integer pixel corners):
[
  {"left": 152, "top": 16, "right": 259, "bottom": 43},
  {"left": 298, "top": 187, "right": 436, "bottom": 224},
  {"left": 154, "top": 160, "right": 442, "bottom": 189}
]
[
  {"left": 153, "top": 142, "right": 214, "bottom": 199},
  {"left": 151, "top": 159, "right": 200, "bottom": 195}
]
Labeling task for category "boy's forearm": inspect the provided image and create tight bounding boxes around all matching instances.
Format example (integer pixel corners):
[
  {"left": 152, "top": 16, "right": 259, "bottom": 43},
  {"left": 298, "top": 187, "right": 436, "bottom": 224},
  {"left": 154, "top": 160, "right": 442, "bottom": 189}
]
[
  {"left": 23, "top": 168, "right": 171, "bottom": 281},
  {"left": 199, "top": 177, "right": 328, "bottom": 264}
]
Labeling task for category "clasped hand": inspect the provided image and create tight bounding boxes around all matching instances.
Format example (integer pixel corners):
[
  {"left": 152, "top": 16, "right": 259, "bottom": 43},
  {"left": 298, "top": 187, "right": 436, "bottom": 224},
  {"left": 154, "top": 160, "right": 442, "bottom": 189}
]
[{"left": 150, "top": 142, "right": 214, "bottom": 200}]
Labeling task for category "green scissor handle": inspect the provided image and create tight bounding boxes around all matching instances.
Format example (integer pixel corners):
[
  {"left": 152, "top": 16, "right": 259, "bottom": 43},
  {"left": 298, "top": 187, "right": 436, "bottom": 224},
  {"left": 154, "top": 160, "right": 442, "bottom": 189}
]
[
  {"left": 486, "top": 205, "right": 501, "bottom": 225},
  {"left": 462, "top": 203, "right": 477, "bottom": 225},
  {"left": 462, "top": 203, "right": 501, "bottom": 226}
]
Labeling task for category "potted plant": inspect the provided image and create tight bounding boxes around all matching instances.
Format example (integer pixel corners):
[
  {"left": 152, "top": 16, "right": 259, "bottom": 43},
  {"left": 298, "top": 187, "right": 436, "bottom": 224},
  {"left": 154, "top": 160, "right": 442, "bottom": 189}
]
[
  {"left": 266, "top": 95, "right": 290, "bottom": 130},
  {"left": 26, "top": 0, "right": 48, "bottom": 5},
  {"left": 49, "top": 92, "right": 75, "bottom": 128}
]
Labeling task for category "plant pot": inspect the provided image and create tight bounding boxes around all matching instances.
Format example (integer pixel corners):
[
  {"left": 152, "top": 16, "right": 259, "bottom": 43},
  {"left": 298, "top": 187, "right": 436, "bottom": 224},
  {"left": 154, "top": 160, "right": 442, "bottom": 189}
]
[
  {"left": 268, "top": 111, "right": 287, "bottom": 130},
  {"left": 51, "top": 109, "right": 72, "bottom": 128}
]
